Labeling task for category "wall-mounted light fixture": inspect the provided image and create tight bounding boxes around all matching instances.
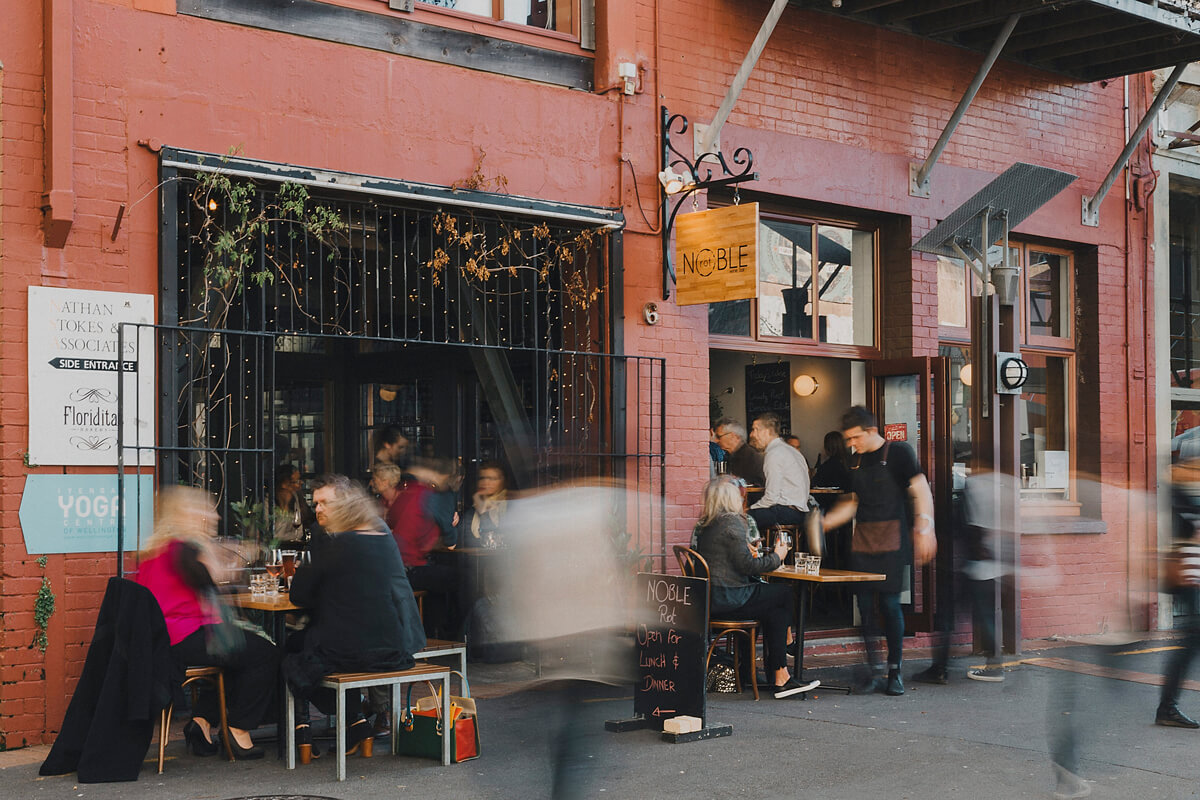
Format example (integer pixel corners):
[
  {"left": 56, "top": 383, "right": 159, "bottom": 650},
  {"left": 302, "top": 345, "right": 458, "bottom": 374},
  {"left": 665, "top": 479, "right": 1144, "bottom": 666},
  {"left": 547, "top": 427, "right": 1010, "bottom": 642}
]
[
  {"left": 995, "top": 353, "right": 1029, "bottom": 394},
  {"left": 990, "top": 260, "right": 1020, "bottom": 306},
  {"left": 959, "top": 363, "right": 973, "bottom": 387},
  {"left": 793, "top": 374, "right": 819, "bottom": 397},
  {"left": 658, "top": 166, "right": 693, "bottom": 195}
]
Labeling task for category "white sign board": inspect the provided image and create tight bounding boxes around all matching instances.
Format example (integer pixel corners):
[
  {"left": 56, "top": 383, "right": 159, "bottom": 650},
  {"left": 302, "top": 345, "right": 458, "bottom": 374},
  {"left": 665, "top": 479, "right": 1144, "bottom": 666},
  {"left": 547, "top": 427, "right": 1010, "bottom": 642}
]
[{"left": 28, "top": 287, "right": 155, "bottom": 465}]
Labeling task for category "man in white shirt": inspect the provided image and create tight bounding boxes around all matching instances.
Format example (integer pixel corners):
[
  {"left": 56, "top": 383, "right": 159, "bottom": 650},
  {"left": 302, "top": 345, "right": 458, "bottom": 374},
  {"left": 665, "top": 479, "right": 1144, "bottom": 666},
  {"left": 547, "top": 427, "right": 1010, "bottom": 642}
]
[{"left": 747, "top": 412, "right": 811, "bottom": 531}]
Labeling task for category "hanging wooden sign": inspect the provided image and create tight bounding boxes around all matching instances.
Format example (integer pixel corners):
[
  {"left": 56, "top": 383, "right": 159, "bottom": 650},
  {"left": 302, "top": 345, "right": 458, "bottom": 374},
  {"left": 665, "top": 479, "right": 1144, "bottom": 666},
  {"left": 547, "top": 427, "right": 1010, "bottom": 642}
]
[{"left": 674, "top": 203, "right": 759, "bottom": 306}]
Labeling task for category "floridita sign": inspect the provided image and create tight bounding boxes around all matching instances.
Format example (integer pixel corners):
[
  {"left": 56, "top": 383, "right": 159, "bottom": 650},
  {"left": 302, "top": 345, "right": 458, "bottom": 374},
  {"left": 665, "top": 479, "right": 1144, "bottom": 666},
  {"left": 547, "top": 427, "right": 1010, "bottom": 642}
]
[
  {"left": 674, "top": 203, "right": 759, "bottom": 306},
  {"left": 28, "top": 287, "right": 155, "bottom": 466}
]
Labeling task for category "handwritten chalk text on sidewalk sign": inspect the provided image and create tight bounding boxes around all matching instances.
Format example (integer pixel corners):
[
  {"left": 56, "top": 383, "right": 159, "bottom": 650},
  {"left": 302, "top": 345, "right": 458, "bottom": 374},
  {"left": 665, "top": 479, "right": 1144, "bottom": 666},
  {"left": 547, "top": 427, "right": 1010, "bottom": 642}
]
[{"left": 634, "top": 573, "right": 708, "bottom": 728}]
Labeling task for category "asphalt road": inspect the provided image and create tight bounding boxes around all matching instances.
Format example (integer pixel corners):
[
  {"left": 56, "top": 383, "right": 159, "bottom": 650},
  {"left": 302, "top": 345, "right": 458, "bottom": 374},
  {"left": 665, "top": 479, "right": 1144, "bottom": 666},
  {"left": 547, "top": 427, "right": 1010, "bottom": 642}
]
[{"left": 5, "top": 640, "right": 1200, "bottom": 800}]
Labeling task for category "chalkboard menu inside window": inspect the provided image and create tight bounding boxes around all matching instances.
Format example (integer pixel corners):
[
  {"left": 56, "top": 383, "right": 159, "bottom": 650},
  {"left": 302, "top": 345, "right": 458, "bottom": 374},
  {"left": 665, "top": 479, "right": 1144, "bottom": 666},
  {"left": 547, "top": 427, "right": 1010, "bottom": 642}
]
[
  {"left": 633, "top": 572, "right": 708, "bottom": 729},
  {"left": 745, "top": 362, "right": 791, "bottom": 432}
]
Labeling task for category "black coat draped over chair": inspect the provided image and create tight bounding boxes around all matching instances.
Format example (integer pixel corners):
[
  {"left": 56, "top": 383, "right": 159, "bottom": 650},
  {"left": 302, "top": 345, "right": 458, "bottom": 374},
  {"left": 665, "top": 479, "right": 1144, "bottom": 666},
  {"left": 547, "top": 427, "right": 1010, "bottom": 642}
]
[{"left": 40, "top": 577, "right": 175, "bottom": 783}]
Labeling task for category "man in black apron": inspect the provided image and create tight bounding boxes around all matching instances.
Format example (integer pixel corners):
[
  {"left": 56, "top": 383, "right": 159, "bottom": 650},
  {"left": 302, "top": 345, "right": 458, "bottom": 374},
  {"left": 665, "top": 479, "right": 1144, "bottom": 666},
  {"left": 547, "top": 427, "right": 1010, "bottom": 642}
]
[{"left": 822, "top": 406, "right": 936, "bottom": 696}]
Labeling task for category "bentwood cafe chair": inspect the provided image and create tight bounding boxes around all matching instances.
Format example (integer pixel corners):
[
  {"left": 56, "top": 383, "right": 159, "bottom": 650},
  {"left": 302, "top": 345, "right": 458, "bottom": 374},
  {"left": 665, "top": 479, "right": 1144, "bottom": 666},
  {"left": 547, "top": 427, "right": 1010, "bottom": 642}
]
[{"left": 673, "top": 545, "right": 762, "bottom": 701}]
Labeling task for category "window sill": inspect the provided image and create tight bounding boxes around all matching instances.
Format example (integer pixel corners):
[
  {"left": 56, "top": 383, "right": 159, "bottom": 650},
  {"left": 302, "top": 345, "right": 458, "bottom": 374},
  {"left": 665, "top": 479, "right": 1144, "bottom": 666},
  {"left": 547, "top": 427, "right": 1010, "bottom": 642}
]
[
  {"left": 409, "top": 3, "right": 583, "bottom": 51},
  {"left": 179, "top": 0, "right": 594, "bottom": 90},
  {"left": 1019, "top": 516, "right": 1107, "bottom": 535}
]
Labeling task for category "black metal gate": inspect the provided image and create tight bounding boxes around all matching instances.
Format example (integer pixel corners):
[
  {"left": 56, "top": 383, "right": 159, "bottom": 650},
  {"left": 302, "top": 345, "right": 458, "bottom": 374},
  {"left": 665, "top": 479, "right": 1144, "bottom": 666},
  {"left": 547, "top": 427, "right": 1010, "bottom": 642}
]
[{"left": 116, "top": 323, "right": 666, "bottom": 572}]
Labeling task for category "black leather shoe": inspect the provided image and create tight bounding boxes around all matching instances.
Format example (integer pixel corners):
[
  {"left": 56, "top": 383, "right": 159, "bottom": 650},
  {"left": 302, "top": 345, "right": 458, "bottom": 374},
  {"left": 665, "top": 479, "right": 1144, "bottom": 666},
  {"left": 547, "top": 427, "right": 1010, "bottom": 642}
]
[
  {"left": 912, "top": 665, "right": 948, "bottom": 685},
  {"left": 853, "top": 669, "right": 885, "bottom": 694},
  {"left": 885, "top": 669, "right": 904, "bottom": 696},
  {"left": 183, "top": 719, "right": 219, "bottom": 757},
  {"left": 1156, "top": 705, "right": 1200, "bottom": 729}
]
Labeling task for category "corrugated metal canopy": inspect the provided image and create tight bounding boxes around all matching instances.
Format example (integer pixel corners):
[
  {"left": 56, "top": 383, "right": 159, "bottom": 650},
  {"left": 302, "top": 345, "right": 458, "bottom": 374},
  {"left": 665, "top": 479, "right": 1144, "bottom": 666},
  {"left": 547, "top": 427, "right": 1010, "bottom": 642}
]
[{"left": 793, "top": 0, "right": 1200, "bottom": 82}]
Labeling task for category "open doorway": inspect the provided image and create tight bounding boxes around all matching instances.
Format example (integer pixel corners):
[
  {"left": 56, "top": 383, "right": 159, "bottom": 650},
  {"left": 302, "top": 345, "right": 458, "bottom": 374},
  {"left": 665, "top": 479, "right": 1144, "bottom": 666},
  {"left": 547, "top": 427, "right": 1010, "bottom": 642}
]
[{"left": 709, "top": 349, "right": 866, "bottom": 630}]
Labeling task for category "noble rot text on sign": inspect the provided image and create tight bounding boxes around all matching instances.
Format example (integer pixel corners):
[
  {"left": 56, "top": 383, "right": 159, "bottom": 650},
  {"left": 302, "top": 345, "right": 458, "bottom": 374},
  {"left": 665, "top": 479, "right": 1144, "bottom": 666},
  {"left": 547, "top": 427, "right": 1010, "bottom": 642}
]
[{"left": 674, "top": 203, "right": 759, "bottom": 306}]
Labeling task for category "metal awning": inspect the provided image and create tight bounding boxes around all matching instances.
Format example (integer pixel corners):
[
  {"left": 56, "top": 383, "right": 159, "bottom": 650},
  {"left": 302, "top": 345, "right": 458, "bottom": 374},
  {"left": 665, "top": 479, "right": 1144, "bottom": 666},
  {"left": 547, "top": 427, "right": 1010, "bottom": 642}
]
[{"left": 793, "top": 0, "right": 1200, "bottom": 82}]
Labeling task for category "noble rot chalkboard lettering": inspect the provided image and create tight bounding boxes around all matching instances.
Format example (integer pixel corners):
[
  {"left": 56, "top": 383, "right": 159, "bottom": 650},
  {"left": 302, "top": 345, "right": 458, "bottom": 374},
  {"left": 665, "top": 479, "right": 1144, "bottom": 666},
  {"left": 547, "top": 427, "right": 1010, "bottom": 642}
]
[{"left": 633, "top": 572, "right": 707, "bottom": 729}]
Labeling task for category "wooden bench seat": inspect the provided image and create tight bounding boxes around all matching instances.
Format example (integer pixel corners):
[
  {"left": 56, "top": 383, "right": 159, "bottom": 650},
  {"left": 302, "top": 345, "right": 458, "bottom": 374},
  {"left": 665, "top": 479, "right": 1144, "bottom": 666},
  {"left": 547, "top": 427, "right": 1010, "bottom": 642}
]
[
  {"left": 285, "top": 660, "right": 453, "bottom": 780},
  {"left": 415, "top": 639, "right": 467, "bottom": 675}
]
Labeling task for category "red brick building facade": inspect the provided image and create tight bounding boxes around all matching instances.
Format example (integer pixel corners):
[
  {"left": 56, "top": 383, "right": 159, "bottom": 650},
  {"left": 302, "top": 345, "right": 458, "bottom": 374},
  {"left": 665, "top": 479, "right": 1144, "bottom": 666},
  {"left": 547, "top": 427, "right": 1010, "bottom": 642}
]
[{"left": 0, "top": 0, "right": 1171, "bottom": 746}]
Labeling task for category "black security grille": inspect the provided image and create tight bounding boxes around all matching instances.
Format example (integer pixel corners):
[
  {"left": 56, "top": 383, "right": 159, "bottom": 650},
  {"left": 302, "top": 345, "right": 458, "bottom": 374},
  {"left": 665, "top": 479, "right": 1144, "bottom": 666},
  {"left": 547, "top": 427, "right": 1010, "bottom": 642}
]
[
  {"left": 173, "top": 179, "right": 607, "bottom": 354},
  {"left": 117, "top": 155, "right": 666, "bottom": 571}
]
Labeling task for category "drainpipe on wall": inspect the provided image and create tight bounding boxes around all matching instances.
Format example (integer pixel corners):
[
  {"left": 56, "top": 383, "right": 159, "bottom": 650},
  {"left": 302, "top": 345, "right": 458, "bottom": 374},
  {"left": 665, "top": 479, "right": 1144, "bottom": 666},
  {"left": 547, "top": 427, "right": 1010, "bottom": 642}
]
[{"left": 43, "top": 0, "right": 74, "bottom": 248}]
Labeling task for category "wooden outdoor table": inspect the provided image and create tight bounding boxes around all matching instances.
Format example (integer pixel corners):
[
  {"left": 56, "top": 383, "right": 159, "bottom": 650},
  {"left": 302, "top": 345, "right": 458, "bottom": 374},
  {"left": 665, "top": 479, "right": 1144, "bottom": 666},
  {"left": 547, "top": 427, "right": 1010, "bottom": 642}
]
[
  {"left": 764, "top": 566, "right": 886, "bottom": 694},
  {"left": 228, "top": 592, "right": 301, "bottom": 757}
]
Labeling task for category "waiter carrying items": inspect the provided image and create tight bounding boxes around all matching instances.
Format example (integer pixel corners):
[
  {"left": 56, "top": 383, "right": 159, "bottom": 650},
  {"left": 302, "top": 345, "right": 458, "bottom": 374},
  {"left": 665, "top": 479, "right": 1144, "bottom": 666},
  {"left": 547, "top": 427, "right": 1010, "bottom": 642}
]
[{"left": 821, "top": 405, "right": 936, "bottom": 697}]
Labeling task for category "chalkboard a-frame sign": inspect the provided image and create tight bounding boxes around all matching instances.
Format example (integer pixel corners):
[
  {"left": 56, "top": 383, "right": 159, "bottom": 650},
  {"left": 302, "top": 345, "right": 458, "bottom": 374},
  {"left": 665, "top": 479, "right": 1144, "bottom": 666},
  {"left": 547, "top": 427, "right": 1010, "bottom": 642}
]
[
  {"left": 606, "top": 572, "right": 733, "bottom": 742},
  {"left": 632, "top": 572, "right": 708, "bottom": 727}
]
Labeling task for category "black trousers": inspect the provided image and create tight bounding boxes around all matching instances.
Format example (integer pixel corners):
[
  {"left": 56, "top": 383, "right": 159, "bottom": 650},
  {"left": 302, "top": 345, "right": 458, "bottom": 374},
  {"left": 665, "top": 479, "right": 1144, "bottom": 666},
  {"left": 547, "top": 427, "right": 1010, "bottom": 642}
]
[
  {"left": 408, "top": 563, "right": 459, "bottom": 637},
  {"left": 855, "top": 589, "right": 905, "bottom": 670},
  {"left": 929, "top": 573, "right": 999, "bottom": 669},
  {"left": 748, "top": 504, "right": 807, "bottom": 532},
  {"left": 715, "top": 582, "right": 792, "bottom": 673},
  {"left": 171, "top": 625, "right": 279, "bottom": 731},
  {"left": 1160, "top": 590, "right": 1200, "bottom": 711}
]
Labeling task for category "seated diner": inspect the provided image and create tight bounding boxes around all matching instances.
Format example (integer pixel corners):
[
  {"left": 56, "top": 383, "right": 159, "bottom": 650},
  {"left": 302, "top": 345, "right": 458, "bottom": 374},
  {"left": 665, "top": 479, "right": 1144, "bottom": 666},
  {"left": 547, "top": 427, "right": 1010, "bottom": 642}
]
[
  {"left": 284, "top": 474, "right": 426, "bottom": 764},
  {"left": 136, "top": 486, "right": 278, "bottom": 760},
  {"left": 695, "top": 475, "right": 820, "bottom": 699}
]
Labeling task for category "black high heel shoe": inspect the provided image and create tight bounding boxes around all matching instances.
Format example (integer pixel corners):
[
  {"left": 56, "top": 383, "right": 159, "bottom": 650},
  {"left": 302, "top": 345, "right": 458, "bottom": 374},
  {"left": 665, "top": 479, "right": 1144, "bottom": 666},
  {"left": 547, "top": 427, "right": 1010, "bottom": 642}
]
[
  {"left": 224, "top": 730, "right": 265, "bottom": 761},
  {"left": 183, "top": 719, "right": 219, "bottom": 757},
  {"left": 345, "top": 718, "right": 374, "bottom": 758}
]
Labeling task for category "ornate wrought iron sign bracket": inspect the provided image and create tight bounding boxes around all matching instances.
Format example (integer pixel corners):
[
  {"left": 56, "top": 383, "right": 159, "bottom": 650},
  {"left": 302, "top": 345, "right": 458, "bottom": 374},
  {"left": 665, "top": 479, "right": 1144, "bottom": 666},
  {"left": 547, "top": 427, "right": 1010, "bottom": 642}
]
[{"left": 660, "top": 106, "right": 758, "bottom": 301}]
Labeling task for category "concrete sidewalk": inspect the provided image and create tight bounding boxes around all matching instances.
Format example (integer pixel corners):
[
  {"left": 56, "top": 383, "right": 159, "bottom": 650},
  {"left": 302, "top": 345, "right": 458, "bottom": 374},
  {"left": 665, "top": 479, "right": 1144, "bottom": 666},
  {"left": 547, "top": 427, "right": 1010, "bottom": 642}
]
[{"left": 5, "top": 639, "right": 1200, "bottom": 800}]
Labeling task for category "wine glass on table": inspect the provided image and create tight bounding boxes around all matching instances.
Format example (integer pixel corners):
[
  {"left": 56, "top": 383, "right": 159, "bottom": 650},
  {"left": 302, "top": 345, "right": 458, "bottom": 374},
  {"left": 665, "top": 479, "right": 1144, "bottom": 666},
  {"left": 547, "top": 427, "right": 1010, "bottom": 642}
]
[{"left": 265, "top": 549, "right": 284, "bottom": 595}]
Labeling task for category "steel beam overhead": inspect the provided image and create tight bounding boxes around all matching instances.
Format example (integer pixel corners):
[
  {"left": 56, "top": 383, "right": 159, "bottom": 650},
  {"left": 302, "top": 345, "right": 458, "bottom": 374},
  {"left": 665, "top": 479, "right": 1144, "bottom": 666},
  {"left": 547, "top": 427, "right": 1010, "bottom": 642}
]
[
  {"left": 696, "top": 0, "right": 790, "bottom": 158},
  {"left": 911, "top": 13, "right": 1021, "bottom": 198},
  {"left": 1082, "top": 61, "right": 1188, "bottom": 227},
  {"left": 796, "top": 0, "right": 1200, "bottom": 81}
]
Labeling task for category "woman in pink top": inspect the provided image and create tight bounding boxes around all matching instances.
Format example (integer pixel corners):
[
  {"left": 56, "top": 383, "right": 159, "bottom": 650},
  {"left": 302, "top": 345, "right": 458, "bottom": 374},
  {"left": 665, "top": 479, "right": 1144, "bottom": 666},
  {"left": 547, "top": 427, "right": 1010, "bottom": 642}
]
[{"left": 137, "top": 487, "right": 277, "bottom": 760}]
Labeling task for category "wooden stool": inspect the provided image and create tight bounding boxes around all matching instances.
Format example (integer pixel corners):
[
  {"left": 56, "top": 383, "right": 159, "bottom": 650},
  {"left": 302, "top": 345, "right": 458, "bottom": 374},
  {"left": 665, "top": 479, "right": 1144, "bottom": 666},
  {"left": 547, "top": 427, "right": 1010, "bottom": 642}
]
[
  {"left": 412, "top": 590, "right": 427, "bottom": 621},
  {"left": 158, "top": 666, "right": 235, "bottom": 772}
]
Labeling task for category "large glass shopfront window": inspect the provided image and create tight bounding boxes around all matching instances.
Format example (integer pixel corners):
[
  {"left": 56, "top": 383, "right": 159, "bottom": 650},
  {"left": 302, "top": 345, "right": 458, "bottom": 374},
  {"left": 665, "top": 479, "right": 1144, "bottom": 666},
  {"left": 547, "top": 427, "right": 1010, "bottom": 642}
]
[
  {"left": 1019, "top": 353, "right": 1071, "bottom": 501},
  {"left": 938, "top": 241, "right": 1077, "bottom": 511},
  {"left": 709, "top": 212, "right": 877, "bottom": 351}
]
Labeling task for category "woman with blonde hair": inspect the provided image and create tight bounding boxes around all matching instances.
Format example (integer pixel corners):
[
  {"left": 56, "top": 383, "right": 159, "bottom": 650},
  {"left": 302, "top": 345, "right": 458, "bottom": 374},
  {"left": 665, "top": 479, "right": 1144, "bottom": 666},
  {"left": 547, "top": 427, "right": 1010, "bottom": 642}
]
[
  {"left": 284, "top": 474, "right": 426, "bottom": 763},
  {"left": 694, "top": 475, "right": 818, "bottom": 699},
  {"left": 136, "top": 486, "right": 277, "bottom": 759}
]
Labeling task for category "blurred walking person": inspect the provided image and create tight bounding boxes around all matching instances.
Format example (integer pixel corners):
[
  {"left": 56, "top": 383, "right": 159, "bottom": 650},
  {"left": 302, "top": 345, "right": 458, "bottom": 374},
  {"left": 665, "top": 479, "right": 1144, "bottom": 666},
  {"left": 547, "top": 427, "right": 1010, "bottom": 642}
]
[{"left": 1156, "top": 457, "right": 1200, "bottom": 728}]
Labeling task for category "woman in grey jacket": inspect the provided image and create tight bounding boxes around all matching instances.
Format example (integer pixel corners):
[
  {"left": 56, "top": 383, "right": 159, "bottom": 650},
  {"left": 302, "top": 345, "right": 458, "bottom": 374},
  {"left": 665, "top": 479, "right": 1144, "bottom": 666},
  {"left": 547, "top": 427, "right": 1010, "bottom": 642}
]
[{"left": 695, "top": 476, "right": 819, "bottom": 699}]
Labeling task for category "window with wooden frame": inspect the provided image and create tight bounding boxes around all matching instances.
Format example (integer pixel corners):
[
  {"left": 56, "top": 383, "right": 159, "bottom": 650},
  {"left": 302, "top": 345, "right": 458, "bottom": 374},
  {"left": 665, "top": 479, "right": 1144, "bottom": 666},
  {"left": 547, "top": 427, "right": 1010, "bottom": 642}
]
[
  {"left": 708, "top": 209, "right": 879, "bottom": 358},
  {"left": 936, "top": 241, "right": 1077, "bottom": 512},
  {"left": 417, "top": 0, "right": 584, "bottom": 40}
]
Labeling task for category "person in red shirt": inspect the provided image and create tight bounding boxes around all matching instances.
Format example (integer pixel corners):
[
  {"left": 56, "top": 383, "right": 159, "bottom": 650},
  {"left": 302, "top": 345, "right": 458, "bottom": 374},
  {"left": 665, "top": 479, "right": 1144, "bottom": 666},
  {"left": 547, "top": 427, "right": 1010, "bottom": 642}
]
[{"left": 380, "top": 458, "right": 460, "bottom": 637}]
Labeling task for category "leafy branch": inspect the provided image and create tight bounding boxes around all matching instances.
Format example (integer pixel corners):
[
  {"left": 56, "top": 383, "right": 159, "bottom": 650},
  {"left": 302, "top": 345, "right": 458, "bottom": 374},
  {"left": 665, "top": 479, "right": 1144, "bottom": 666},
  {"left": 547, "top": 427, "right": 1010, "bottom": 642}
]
[{"left": 33, "top": 556, "right": 54, "bottom": 652}]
